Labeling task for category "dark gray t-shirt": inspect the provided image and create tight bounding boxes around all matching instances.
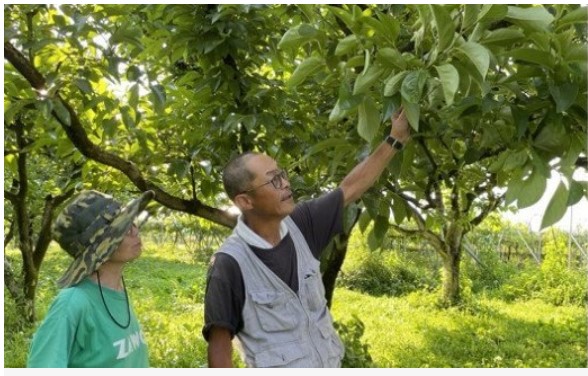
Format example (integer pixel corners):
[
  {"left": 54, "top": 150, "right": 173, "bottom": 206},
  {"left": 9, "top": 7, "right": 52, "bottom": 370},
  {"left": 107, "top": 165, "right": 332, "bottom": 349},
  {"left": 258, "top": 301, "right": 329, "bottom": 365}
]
[{"left": 202, "top": 188, "right": 344, "bottom": 341}]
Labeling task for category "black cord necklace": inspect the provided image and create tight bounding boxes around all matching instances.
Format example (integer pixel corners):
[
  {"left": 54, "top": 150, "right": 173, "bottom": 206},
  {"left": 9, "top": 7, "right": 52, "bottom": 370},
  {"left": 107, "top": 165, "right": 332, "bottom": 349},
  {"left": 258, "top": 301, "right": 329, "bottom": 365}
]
[{"left": 97, "top": 271, "right": 131, "bottom": 329}]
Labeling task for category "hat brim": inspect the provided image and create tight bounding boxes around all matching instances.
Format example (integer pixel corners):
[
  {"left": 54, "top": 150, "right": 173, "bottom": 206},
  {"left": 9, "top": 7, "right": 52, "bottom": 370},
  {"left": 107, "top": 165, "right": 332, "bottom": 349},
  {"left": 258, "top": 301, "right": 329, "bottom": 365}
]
[{"left": 57, "top": 190, "right": 154, "bottom": 288}]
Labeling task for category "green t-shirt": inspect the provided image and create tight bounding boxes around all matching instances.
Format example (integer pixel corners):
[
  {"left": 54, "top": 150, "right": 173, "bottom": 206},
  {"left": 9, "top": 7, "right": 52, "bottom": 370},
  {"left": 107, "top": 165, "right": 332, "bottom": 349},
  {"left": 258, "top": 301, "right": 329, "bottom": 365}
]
[{"left": 27, "top": 278, "right": 149, "bottom": 368}]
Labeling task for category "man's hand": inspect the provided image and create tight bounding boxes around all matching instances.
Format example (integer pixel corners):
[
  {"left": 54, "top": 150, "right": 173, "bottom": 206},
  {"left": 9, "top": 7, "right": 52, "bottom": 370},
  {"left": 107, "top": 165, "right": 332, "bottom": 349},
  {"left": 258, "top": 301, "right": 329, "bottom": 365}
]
[{"left": 390, "top": 108, "right": 411, "bottom": 144}]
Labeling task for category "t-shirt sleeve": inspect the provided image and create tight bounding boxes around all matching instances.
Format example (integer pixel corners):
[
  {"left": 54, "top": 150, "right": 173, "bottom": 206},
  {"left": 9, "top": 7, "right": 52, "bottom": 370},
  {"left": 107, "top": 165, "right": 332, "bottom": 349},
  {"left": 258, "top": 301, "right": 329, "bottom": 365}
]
[
  {"left": 290, "top": 188, "right": 345, "bottom": 259},
  {"left": 202, "top": 252, "right": 245, "bottom": 341},
  {"left": 27, "top": 290, "right": 83, "bottom": 368}
]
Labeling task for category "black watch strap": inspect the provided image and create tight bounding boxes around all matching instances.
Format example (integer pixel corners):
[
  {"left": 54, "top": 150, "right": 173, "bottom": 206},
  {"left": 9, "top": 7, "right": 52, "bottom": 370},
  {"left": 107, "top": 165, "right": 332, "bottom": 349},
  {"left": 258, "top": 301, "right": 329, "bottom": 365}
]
[{"left": 385, "top": 135, "right": 403, "bottom": 150}]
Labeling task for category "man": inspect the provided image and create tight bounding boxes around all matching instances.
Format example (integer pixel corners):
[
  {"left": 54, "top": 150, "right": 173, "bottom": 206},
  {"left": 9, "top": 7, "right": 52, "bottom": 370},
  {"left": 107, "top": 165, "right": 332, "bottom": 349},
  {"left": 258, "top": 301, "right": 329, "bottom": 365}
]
[{"left": 203, "top": 109, "right": 410, "bottom": 367}]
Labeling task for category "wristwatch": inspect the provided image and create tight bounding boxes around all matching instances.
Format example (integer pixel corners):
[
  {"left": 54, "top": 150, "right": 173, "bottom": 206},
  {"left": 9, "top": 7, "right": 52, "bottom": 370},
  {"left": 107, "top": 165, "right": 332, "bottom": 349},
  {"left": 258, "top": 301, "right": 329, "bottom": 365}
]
[{"left": 385, "top": 135, "right": 403, "bottom": 150}]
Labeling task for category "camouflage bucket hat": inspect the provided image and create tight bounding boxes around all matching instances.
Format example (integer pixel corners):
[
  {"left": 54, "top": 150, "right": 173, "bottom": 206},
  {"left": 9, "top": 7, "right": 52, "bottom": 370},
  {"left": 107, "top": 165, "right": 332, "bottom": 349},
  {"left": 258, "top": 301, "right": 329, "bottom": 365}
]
[{"left": 53, "top": 190, "right": 155, "bottom": 288}]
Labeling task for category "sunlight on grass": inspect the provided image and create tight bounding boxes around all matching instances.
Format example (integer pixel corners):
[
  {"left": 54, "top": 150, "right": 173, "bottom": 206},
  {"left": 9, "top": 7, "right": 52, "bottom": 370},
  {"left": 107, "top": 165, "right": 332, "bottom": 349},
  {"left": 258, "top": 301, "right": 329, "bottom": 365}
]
[{"left": 331, "top": 288, "right": 587, "bottom": 367}]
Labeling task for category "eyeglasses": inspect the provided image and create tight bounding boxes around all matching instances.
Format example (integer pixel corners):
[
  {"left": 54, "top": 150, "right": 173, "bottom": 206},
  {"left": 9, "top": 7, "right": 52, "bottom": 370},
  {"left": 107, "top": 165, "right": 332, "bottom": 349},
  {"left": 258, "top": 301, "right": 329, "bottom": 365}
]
[{"left": 240, "top": 169, "right": 289, "bottom": 194}]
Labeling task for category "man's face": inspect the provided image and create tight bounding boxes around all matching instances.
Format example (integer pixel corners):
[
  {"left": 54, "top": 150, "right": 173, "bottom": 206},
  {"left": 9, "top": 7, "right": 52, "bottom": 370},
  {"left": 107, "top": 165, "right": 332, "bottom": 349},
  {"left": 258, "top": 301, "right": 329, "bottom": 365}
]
[{"left": 240, "top": 154, "right": 295, "bottom": 218}]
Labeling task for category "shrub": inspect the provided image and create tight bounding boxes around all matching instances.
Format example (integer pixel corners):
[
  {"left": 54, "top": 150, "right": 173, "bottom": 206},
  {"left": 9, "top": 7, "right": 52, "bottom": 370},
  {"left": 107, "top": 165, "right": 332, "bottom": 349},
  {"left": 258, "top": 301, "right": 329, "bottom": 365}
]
[
  {"left": 334, "top": 315, "right": 374, "bottom": 368},
  {"left": 462, "top": 247, "right": 519, "bottom": 294},
  {"left": 339, "top": 253, "right": 434, "bottom": 297}
]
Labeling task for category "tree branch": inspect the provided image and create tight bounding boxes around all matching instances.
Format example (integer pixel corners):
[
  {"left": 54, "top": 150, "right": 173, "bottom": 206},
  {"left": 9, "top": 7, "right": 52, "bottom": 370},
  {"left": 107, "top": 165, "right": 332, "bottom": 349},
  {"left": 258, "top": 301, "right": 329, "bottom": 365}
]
[
  {"left": 470, "top": 193, "right": 504, "bottom": 227},
  {"left": 4, "top": 255, "right": 23, "bottom": 302},
  {"left": 4, "top": 220, "right": 15, "bottom": 250},
  {"left": 384, "top": 182, "right": 428, "bottom": 210},
  {"left": 417, "top": 138, "right": 444, "bottom": 212},
  {"left": 33, "top": 189, "right": 76, "bottom": 268},
  {"left": 4, "top": 41, "right": 237, "bottom": 228}
]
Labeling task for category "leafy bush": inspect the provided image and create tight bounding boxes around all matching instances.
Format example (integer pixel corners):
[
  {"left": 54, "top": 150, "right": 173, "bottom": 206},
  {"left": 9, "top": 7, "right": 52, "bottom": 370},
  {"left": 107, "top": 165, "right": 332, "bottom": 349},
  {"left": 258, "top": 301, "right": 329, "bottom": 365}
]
[
  {"left": 494, "top": 229, "right": 587, "bottom": 306},
  {"left": 498, "top": 266, "right": 586, "bottom": 306},
  {"left": 339, "top": 253, "right": 435, "bottom": 297},
  {"left": 462, "top": 247, "right": 520, "bottom": 294},
  {"left": 334, "top": 315, "right": 374, "bottom": 368}
]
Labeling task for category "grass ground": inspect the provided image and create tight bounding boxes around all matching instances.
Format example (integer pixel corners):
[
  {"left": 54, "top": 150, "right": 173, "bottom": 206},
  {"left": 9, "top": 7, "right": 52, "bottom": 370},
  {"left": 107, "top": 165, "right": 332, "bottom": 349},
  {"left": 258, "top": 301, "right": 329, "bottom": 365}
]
[{"left": 4, "top": 237, "right": 587, "bottom": 368}]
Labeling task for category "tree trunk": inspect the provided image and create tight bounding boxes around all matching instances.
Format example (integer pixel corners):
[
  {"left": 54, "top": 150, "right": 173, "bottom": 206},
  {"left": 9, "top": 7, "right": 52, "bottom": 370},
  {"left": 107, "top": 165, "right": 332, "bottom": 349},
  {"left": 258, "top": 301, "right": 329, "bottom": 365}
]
[
  {"left": 441, "top": 249, "right": 462, "bottom": 306},
  {"left": 5, "top": 119, "right": 76, "bottom": 325}
]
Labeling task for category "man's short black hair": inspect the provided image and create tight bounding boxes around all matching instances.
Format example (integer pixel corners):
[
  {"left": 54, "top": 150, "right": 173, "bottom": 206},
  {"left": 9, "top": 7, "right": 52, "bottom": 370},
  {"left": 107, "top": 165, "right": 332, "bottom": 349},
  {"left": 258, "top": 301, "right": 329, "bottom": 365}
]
[{"left": 222, "top": 152, "right": 259, "bottom": 200}]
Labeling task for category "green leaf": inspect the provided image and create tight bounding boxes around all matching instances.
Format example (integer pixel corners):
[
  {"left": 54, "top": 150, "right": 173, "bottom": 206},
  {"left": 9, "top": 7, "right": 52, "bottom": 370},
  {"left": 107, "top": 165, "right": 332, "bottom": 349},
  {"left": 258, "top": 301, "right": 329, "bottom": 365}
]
[
  {"left": 376, "top": 13, "right": 401, "bottom": 44},
  {"left": 401, "top": 99, "right": 420, "bottom": 131},
  {"left": 509, "top": 48, "right": 555, "bottom": 67},
  {"left": 557, "top": 6, "right": 588, "bottom": 28},
  {"left": 278, "top": 24, "right": 317, "bottom": 51},
  {"left": 74, "top": 78, "right": 93, "bottom": 94},
  {"left": 549, "top": 82, "right": 579, "bottom": 113},
  {"left": 533, "top": 119, "right": 570, "bottom": 153},
  {"left": 567, "top": 180, "right": 585, "bottom": 206},
  {"left": 384, "top": 71, "right": 408, "bottom": 97},
  {"left": 128, "top": 83, "right": 139, "bottom": 109},
  {"left": 121, "top": 106, "right": 135, "bottom": 129},
  {"left": 401, "top": 70, "right": 428, "bottom": 103},
  {"left": 358, "top": 210, "right": 371, "bottom": 233},
  {"left": 305, "top": 137, "right": 350, "bottom": 156},
  {"left": 4, "top": 99, "right": 35, "bottom": 125},
  {"left": 489, "top": 151, "right": 509, "bottom": 173},
  {"left": 481, "top": 28, "right": 525, "bottom": 45},
  {"left": 506, "top": 6, "right": 554, "bottom": 23},
  {"left": 378, "top": 47, "right": 406, "bottom": 70},
  {"left": 434, "top": 64, "right": 459, "bottom": 105},
  {"left": 517, "top": 168, "right": 548, "bottom": 209},
  {"left": 363, "top": 17, "right": 393, "bottom": 42},
  {"left": 429, "top": 5, "right": 454, "bottom": 52},
  {"left": 506, "top": 5, "right": 554, "bottom": 32},
  {"left": 477, "top": 4, "right": 508, "bottom": 24},
  {"left": 463, "top": 5, "right": 480, "bottom": 31},
  {"left": 353, "top": 65, "right": 384, "bottom": 95},
  {"left": 372, "top": 215, "right": 389, "bottom": 241},
  {"left": 391, "top": 195, "right": 407, "bottom": 224},
  {"left": 52, "top": 99, "right": 71, "bottom": 126},
  {"left": 150, "top": 84, "right": 166, "bottom": 113},
  {"left": 357, "top": 96, "right": 380, "bottom": 143},
  {"left": 363, "top": 49, "right": 371, "bottom": 73},
  {"left": 286, "top": 56, "right": 324, "bottom": 89},
  {"left": 335, "top": 35, "right": 359, "bottom": 56},
  {"left": 503, "top": 149, "right": 528, "bottom": 171},
  {"left": 455, "top": 42, "right": 490, "bottom": 79},
  {"left": 505, "top": 172, "right": 524, "bottom": 205},
  {"left": 328, "top": 100, "right": 345, "bottom": 123},
  {"left": 328, "top": 6, "right": 354, "bottom": 31},
  {"left": 540, "top": 181, "right": 569, "bottom": 230},
  {"left": 127, "top": 65, "right": 141, "bottom": 81},
  {"left": 564, "top": 45, "right": 588, "bottom": 63},
  {"left": 26, "top": 38, "right": 63, "bottom": 54},
  {"left": 110, "top": 25, "right": 143, "bottom": 49}
]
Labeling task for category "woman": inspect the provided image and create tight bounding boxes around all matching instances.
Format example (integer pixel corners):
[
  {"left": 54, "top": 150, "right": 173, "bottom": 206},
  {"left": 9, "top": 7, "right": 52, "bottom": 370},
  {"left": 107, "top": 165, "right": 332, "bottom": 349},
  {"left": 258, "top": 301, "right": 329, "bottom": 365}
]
[{"left": 27, "top": 190, "right": 155, "bottom": 367}]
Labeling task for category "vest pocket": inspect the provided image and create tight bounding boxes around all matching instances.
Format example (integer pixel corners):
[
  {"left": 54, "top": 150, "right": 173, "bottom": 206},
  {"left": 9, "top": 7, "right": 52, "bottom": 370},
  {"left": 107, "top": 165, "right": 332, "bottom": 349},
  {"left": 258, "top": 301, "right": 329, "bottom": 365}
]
[
  {"left": 254, "top": 342, "right": 307, "bottom": 367},
  {"left": 250, "top": 291, "right": 298, "bottom": 332},
  {"left": 301, "top": 267, "right": 327, "bottom": 312},
  {"left": 317, "top": 318, "right": 345, "bottom": 367}
]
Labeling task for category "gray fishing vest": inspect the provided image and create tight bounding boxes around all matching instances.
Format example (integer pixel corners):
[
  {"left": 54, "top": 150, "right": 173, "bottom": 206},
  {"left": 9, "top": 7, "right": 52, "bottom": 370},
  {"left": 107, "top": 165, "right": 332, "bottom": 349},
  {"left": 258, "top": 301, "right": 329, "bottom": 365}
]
[{"left": 217, "top": 216, "right": 344, "bottom": 368}]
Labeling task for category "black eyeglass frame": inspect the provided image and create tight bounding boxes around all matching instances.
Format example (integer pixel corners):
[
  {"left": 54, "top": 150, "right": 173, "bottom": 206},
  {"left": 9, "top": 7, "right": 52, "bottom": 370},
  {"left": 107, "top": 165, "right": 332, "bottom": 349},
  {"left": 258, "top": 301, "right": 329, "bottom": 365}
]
[{"left": 239, "top": 169, "right": 289, "bottom": 195}]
